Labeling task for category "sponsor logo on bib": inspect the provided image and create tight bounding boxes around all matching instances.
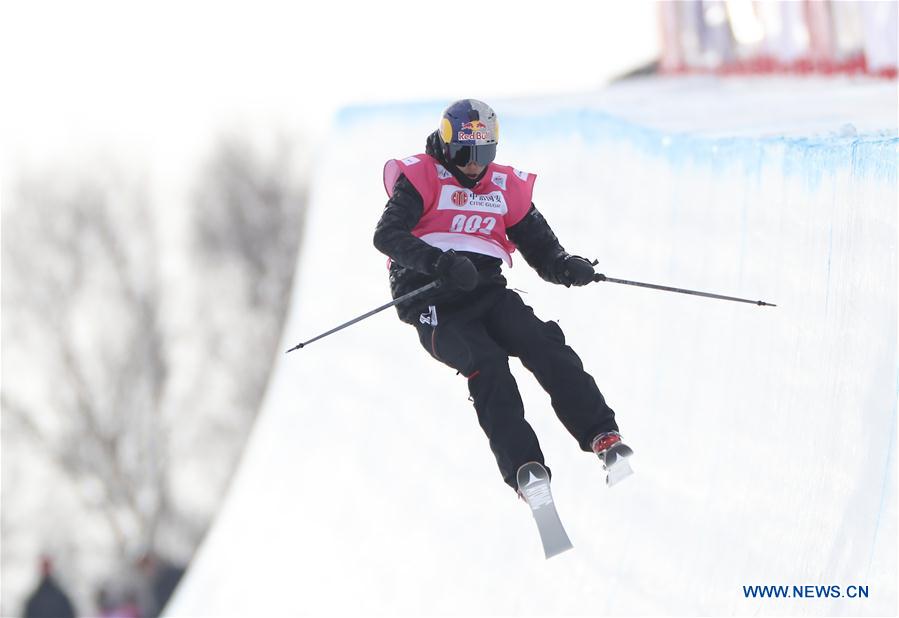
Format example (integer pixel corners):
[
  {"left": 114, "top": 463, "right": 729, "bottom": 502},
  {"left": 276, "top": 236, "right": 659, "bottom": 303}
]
[
  {"left": 437, "top": 185, "right": 508, "bottom": 215},
  {"left": 451, "top": 190, "right": 469, "bottom": 207}
]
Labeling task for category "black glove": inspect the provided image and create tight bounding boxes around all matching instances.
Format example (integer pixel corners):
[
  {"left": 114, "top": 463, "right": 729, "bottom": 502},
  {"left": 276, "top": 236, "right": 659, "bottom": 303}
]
[
  {"left": 554, "top": 254, "right": 596, "bottom": 287},
  {"left": 433, "top": 250, "right": 478, "bottom": 291}
]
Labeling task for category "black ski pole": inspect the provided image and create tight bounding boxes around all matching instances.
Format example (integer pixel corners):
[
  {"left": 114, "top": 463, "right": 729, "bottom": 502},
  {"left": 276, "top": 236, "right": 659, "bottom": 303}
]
[
  {"left": 285, "top": 279, "right": 441, "bottom": 352},
  {"left": 592, "top": 273, "right": 776, "bottom": 307}
]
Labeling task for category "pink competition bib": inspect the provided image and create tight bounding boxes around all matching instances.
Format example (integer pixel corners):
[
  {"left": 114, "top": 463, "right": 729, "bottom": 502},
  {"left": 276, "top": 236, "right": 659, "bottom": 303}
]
[{"left": 383, "top": 154, "right": 536, "bottom": 266}]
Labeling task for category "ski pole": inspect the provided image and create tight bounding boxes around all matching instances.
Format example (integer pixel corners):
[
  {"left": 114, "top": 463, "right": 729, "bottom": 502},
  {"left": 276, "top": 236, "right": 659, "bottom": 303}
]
[
  {"left": 285, "top": 280, "right": 441, "bottom": 352},
  {"left": 592, "top": 273, "right": 776, "bottom": 307}
]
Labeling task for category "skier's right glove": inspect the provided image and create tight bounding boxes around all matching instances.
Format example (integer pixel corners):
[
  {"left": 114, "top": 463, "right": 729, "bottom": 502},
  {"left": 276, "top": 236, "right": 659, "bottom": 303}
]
[
  {"left": 434, "top": 249, "right": 478, "bottom": 291},
  {"left": 554, "top": 254, "right": 596, "bottom": 287}
]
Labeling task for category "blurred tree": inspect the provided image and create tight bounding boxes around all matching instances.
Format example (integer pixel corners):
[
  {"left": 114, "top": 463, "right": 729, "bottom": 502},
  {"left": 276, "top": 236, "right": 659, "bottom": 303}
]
[
  {"left": 1, "top": 167, "right": 174, "bottom": 610},
  {"left": 190, "top": 133, "right": 305, "bottom": 417},
  {"left": 1, "top": 134, "right": 306, "bottom": 614},
  {"left": 2, "top": 168, "right": 169, "bottom": 544}
]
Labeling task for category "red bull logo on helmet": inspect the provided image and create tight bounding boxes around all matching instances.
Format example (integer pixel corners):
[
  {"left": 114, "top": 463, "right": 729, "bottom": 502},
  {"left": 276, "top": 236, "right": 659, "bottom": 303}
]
[{"left": 458, "top": 119, "right": 491, "bottom": 142}]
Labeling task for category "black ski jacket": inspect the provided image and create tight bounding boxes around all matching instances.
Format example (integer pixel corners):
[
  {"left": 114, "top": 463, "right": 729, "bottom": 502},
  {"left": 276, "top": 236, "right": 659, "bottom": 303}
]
[{"left": 374, "top": 172, "right": 572, "bottom": 323}]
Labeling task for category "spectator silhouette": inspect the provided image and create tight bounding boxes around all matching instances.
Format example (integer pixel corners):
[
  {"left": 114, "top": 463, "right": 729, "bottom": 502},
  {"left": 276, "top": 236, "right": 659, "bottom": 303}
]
[
  {"left": 137, "top": 552, "right": 185, "bottom": 617},
  {"left": 22, "top": 555, "right": 76, "bottom": 618}
]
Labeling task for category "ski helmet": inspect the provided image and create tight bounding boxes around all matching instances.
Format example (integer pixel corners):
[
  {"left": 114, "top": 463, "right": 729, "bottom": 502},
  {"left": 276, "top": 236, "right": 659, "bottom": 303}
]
[{"left": 438, "top": 99, "right": 499, "bottom": 167}]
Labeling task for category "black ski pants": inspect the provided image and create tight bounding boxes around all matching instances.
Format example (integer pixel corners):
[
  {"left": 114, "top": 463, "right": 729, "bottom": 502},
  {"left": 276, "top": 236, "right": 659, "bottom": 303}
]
[{"left": 413, "top": 286, "right": 618, "bottom": 491}]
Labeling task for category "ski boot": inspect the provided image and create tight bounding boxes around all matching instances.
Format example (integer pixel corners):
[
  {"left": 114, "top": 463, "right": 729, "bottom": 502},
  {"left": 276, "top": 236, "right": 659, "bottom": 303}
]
[{"left": 591, "top": 431, "right": 634, "bottom": 487}]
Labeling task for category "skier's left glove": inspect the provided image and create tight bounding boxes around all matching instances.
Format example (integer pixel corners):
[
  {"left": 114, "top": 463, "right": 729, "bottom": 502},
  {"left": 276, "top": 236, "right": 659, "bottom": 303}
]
[{"left": 554, "top": 254, "right": 595, "bottom": 287}]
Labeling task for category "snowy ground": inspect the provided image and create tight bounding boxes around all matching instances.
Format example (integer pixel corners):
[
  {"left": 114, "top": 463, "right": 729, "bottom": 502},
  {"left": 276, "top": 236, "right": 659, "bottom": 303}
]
[{"left": 166, "top": 76, "right": 897, "bottom": 616}]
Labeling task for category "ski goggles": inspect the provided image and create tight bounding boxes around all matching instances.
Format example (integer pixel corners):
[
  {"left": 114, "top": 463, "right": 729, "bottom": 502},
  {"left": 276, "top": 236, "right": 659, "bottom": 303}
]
[{"left": 445, "top": 142, "right": 497, "bottom": 167}]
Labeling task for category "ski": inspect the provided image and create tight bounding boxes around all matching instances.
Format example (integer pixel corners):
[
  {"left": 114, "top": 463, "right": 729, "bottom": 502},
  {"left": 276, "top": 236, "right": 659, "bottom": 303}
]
[
  {"left": 599, "top": 442, "right": 634, "bottom": 487},
  {"left": 516, "top": 462, "right": 573, "bottom": 559}
]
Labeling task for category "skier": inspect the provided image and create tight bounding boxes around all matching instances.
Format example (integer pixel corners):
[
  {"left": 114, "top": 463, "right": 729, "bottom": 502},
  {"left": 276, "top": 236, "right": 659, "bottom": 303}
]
[{"left": 374, "top": 99, "right": 630, "bottom": 495}]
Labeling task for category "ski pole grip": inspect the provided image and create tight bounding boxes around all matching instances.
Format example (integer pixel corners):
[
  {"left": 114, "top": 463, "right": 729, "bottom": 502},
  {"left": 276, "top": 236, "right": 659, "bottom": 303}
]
[{"left": 593, "top": 273, "right": 607, "bottom": 282}]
